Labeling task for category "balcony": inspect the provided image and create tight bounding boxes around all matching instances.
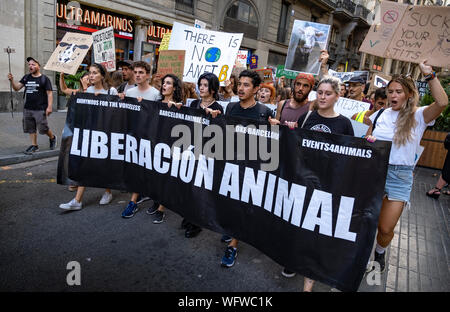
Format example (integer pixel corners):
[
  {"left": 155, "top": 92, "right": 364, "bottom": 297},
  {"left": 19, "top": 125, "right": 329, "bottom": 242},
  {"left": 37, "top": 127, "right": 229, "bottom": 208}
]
[
  {"left": 354, "top": 4, "right": 371, "bottom": 25},
  {"left": 334, "top": 0, "right": 356, "bottom": 21}
]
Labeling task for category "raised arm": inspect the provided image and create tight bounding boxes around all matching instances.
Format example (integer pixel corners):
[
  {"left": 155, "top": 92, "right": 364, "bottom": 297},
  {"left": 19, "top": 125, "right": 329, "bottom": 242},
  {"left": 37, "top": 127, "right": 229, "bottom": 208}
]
[
  {"left": 59, "top": 72, "right": 77, "bottom": 96},
  {"left": 421, "top": 60, "right": 448, "bottom": 124}
]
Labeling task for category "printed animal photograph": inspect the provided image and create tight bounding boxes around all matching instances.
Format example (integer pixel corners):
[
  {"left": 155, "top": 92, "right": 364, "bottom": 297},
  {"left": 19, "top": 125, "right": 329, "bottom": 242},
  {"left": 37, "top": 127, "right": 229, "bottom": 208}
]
[{"left": 285, "top": 20, "right": 330, "bottom": 75}]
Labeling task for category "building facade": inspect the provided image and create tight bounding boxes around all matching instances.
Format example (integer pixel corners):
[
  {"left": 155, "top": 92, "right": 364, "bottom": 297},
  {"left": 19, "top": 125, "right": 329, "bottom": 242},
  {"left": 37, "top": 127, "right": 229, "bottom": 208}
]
[{"left": 1, "top": 0, "right": 445, "bottom": 111}]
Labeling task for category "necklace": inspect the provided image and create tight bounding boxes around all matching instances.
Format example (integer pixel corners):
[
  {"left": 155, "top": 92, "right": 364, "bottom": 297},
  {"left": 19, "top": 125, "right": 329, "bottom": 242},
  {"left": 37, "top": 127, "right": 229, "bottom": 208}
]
[{"left": 200, "top": 98, "right": 215, "bottom": 109}]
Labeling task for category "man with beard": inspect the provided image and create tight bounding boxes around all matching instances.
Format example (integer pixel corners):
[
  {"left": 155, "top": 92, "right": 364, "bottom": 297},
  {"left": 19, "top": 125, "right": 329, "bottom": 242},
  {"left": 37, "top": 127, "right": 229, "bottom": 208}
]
[
  {"left": 117, "top": 60, "right": 136, "bottom": 95},
  {"left": 7, "top": 57, "right": 57, "bottom": 154},
  {"left": 275, "top": 72, "right": 315, "bottom": 127}
]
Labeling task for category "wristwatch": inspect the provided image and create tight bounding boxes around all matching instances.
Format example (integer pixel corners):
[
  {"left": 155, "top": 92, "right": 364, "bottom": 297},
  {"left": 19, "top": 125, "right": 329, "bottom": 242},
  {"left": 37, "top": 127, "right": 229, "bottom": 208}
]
[{"left": 424, "top": 71, "right": 436, "bottom": 82}]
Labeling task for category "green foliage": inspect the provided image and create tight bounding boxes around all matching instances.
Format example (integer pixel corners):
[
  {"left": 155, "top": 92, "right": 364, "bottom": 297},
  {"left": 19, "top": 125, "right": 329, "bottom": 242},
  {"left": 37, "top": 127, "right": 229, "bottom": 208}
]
[
  {"left": 56, "top": 71, "right": 87, "bottom": 96},
  {"left": 420, "top": 77, "right": 450, "bottom": 131}
]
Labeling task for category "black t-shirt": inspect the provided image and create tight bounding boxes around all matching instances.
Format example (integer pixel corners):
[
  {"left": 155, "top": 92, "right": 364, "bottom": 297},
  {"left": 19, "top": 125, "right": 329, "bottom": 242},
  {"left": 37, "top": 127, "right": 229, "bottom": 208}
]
[
  {"left": 19, "top": 74, "right": 52, "bottom": 110},
  {"left": 190, "top": 99, "right": 224, "bottom": 114},
  {"left": 225, "top": 101, "right": 274, "bottom": 122},
  {"left": 298, "top": 110, "right": 354, "bottom": 136}
]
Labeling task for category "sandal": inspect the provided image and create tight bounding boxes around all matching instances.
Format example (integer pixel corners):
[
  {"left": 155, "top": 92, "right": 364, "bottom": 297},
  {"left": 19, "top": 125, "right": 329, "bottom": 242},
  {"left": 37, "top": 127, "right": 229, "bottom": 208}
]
[
  {"left": 442, "top": 190, "right": 450, "bottom": 196},
  {"left": 426, "top": 187, "right": 440, "bottom": 199}
]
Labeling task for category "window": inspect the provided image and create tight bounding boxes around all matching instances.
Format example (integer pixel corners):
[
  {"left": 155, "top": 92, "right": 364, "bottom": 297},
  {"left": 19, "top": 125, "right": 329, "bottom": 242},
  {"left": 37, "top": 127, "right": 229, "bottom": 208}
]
[
  {"left": 311, "top": 15, "right": 318, "bottom": 23},
  {"left": 224, "top": 0, "right": 259, "bottom": 39},
  {"left": 226, "top": 1, "right": 258, "bottom": 26},
  {"left": 277, "top": 1, "right": 289, "bottom": 43},
  {"left": 330, "top": 26, "right": 338, "bottom": 45},
  {"left": 176, "top": 0, "right": 194, "bottom": 14}
]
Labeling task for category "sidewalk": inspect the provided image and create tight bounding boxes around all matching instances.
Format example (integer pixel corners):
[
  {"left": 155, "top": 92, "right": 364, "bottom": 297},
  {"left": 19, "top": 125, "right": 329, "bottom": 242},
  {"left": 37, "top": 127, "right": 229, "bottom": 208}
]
[{"left": 0, "top": 111, "right": 67, "bottom": 166}]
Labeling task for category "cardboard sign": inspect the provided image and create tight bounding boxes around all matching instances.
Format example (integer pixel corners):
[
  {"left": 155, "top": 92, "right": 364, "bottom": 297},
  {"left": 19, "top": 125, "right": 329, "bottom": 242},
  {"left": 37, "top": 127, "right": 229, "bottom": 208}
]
[
  {"left": 44, "top": 32, "right": 93, "bottom": 75},
  {"left": 285, "top": 20, "right": 330, "bottom": 75},
  {"left": 159, "top": 32, "right": 171, "bottom": 51},
  {"left": 276, "top": 65, "right": 299, "bottom": 80},
  {"left": 168, "top": 22, "right": 243, "bottom": 85},
  {"left": 235, "top": 50, "right": 248, "bottom": 68},
  {"left": 360, "top": 3, "right": 450, "bottom": 68},
  {"left": 141, "top": 52, "right": 154, "bottom": 69},
  {"left": 255, "top": 68, "right": 273, "bottom": 83},
  {"left": 92, "top": 27, "right": 116, "bottom": 72},
  {"left": 157, "top": 50, "right": 185, "bottom": 79}
]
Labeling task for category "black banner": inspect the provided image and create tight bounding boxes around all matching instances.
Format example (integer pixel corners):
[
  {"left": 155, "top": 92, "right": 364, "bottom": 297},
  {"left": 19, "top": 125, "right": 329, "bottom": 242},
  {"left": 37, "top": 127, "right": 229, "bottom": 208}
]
[{"left": 57, "top": 93, "right": 391, "bottom": 292}]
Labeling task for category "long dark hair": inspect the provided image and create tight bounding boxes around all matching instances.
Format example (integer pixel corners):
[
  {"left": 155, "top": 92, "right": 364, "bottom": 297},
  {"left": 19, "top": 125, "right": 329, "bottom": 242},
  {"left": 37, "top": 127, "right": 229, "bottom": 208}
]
[
  {"left": 198, "top": 72, "right": 220, "bottom": 100},
  {"left": 160, "top": 74, "right": 183, "bottom": 103},
  {"left": 89, "top": 63, "right": 108, "bottom": 89}
]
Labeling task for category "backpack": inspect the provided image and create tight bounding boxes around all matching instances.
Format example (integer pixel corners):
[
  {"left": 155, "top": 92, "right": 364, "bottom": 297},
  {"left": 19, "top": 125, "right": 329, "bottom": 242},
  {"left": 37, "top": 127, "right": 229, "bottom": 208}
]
[{"left": 372, "top": 108, "right": 385, "bottom": 132}]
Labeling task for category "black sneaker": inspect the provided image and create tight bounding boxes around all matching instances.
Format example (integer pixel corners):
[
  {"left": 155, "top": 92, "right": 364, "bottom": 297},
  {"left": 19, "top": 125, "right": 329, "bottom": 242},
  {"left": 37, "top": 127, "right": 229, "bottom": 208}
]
[
  {"left": 374, "top": 251, "right": 386, "bottom": 273},
  {"left": 152, "top": 210, "right": 165, "bottom": 224},
  {"left": 146, "top": 202, "right": 159, "bottom": 215},
  {"left": 136, "top": 195, "right": 150, "bottom": 204},
  {"left": 24, "top": 145, "right": 39, "bottom": 155},
  {"left": 49, "top": 134, "right": 57, "bottom": 150},
  {"left": 221, "top": 234, "right": 232, "bottom": 243},
  {"left": 281, "top": 268, "right": 297, "bottom": 278}
]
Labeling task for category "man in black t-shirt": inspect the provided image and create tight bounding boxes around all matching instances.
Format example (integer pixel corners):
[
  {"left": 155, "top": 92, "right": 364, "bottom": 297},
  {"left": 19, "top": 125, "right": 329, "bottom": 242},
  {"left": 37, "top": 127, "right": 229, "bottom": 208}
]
[
  {"left": 8, "top": 57, "right": 57, "bottom": 154},
  {"left": 220, "top": 70, "right": 276, "bottom": 268}
]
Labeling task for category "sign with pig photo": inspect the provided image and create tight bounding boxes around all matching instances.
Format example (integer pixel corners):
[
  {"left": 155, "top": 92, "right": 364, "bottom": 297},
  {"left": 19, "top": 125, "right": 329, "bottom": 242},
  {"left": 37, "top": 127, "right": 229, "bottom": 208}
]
[
  {"left": 285, "top": 20, "right": 330, "bottom": 75},
  {"left": 44, "top": 32, "right": 93, "bottom": 75}
]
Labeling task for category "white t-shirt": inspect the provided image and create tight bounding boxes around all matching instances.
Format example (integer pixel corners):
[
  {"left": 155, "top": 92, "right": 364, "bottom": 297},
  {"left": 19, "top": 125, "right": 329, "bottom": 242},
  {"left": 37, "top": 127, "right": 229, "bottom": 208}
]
[
  {"left": 126, "top": 86, "right": 161, "bottom": 101},
  {"left": 371, "top": 106, "right": 434, "bottom": 166},
  {"left": 123, "top": 83, "right": 136, "bottom": 93},
  {"left": 86, "top": 86, "right": 118, "bottom": 95}
]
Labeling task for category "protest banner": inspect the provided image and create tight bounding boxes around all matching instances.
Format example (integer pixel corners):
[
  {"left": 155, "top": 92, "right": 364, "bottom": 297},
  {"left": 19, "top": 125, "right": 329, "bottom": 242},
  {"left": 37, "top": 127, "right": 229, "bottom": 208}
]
[
  {"left": 92, "top": 27, "right": 116, "bottom": 72},
  {"left": 44, "top": 32, "right": 93, "bottom": 75},
  {"left": 58, "top": 92, "right": 391, "bottom": 292},
  {"left": 285, "top": 20, "right": 330, "bottom": 75},
  {"left": 276, "top": 65, "right": 298, "bottom": 80},
  {"left": 328, "top": 69, "right": 369, "bottom": 83},
  {"left": 156, "top": 50, "right": 185, "bottom": 79},
  {"left": 168, "top": 22, "right": 243, "bottom": 84},
  {"left": 360, "top": 2, "right": 450, "bottom": 68},
  {"left": 159, "top": 32, "right": 171, "bottom": 51},
  {"left": 255, "top": 68, "right": 273, "bottom": 83},
  {"left": 368, "top": 72, "right": 391, "bottom": 94}
]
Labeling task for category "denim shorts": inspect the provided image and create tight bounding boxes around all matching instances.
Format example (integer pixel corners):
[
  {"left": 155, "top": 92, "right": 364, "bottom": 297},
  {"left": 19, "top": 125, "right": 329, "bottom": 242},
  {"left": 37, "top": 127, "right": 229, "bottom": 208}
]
[{"left": 384, "top": 164, "right": 414, "bottom": 205}]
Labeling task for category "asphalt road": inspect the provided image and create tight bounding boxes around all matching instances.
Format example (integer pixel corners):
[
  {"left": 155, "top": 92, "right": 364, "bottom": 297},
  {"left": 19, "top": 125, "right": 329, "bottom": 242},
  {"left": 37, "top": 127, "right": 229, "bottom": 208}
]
[{"left": 0, "top": 157, "right": 333, "bottom": 292}]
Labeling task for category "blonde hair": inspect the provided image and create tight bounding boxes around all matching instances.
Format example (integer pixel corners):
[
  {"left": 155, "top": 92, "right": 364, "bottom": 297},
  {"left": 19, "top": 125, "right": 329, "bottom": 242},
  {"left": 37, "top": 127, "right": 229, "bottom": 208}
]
[
  {"left": 317, "top": 76, "right": 341, "bottom": 95},
  {"left": 387, "top": 75, "right": 419, "bottom": 146}
]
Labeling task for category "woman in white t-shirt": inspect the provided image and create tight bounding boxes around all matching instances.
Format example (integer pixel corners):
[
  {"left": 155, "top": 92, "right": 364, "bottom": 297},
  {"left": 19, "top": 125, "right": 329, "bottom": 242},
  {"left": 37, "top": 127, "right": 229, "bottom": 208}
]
[
  {"left": 366, "top": 61, "right": 448, "bottom": 273},
  {"left": 59, "top": 63, "right": 117, "bottom": 211}
]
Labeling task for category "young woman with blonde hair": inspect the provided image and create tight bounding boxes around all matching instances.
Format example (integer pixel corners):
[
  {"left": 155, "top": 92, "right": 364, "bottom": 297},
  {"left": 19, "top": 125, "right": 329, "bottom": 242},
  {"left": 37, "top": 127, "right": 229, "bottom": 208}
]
[{"left": 366, "top": 61, "right": 448, "bottom": 272}]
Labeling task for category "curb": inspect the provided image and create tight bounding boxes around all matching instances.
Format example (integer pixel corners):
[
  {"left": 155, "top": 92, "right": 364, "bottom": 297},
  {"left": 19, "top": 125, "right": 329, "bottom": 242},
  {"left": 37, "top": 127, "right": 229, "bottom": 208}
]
[{"left": 0, "top": 150, "right": 59, "bottom": 167}]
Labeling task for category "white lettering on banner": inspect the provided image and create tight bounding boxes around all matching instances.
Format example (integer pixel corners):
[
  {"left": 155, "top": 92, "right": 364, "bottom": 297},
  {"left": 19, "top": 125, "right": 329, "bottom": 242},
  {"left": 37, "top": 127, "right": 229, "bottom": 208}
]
[{"left": 70, "top": 128, "right": 358, "bottom": 242}]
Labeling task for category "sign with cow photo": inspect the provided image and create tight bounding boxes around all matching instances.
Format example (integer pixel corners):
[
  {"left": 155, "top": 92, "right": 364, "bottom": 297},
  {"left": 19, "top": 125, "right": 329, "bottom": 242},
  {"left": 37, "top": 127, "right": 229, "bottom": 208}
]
[
  {"left": 93, "top": 27, "right": 116, "bottom": 72},
  {"left": 285, "top": 20, "right": 330, "bottom": 75},
  {"left": 44, "top": 32, "right": 93, "bottom": 75}
]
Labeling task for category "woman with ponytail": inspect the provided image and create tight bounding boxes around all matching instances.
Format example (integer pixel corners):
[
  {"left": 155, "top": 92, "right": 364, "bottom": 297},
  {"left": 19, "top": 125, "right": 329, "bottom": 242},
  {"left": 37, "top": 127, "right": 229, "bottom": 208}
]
[{"left": 366, "top": 60, "right": 448, "bottom": 273}]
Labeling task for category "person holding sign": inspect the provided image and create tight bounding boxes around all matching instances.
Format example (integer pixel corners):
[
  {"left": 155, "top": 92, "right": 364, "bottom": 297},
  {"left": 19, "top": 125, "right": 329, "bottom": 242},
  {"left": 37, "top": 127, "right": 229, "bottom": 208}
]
[
  {"left": 59, "top": 72, "right": 90, "bottom": 95},
  {"left": 149, "top": 74, "right": 184, "bottom": 224},
  {"left": 365, "top": 61, "right": 448, "bottom": 273},
  {"left": 119, "top": 61, "right": 162, "bottom": 219},
  {"left": 7, "top": 57, "right": 57, "bottom": 155},
  {"left": 59, "top": 63, "right": 116, "bottom": 211}
]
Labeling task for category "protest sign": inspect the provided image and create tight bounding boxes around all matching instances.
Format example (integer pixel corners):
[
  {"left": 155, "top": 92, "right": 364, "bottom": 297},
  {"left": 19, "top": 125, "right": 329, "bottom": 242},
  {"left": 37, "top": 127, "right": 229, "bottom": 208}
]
[
  {"left": 256, "top": 68, "right": 273, "bottom": 83},
  {"left": 360, "top": 2, "right": 450, "bottom": 68},
  {"left": 58, "top": 92, "right": 391, "bottom": 292},
  {"left": 309, "top": 91, "right": 371, "bottom": 119},
  {"left": 276, "top": 65, "right": 298, "bottom": 80},
  {"left": 156, "top": 50, "right": 185, "bottom": 79},
  {"left": 250, "top": 55, "right": 258, "bottom": 69},
  {"left": 235, "top": 50, "right": 248, "bottom": 68},
  {"left": 92, "top": 27, "right": 116, "bottom": 72},
  {"left": 328, "top": 69, "right": 369, "bottom": 83},
  {"left": 44, "top": 32, "right": 93, "bottom": 75},
  {"left": 194, "top": 19, "right": 206, "bottom": 29},
  {"left": 285, "top": 20, "right": 330, "bottom": 75},
  {"left": 231, "top": 66, "right": 246, "bottom": 79},
  {"left": 159, "top": 32, "right": 171, "bottom": 51},
  {"left": 368, "top": 72, "right": 391, "bottom": 94},
  {"left": 349, "top": 119, "right": 370, "bottom": 138},
  {"left": 168, "top": 22, "right": 243, "bottom": 84},
  {"left": 416, "top": 81, "right": 428, "bottom": 98},
  {"left": 141, "top": 52, "right": 154, "bottom": 66}
]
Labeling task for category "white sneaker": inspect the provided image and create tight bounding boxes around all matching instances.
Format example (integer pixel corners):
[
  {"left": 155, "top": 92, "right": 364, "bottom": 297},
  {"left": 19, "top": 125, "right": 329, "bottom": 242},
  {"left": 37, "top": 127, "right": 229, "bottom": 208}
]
[
  {"left": 99, "top": 192, "right": 113, "bottom": 205},
  {"left": 59, "top": 198, "right": 83, "bottom": 210}
]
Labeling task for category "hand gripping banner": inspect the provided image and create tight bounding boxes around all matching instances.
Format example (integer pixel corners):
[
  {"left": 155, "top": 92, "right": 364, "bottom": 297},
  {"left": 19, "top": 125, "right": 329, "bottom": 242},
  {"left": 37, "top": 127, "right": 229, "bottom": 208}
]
[{"left": 57, "top": 93, "right": 391, "bottom": 291}]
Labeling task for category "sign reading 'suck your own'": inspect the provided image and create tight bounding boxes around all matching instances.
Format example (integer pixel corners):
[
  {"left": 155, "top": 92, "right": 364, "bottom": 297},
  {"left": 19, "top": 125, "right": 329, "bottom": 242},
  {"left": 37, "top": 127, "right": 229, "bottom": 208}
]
[{"left": 168, "top": 22, "right": 243, "bottom": 85}]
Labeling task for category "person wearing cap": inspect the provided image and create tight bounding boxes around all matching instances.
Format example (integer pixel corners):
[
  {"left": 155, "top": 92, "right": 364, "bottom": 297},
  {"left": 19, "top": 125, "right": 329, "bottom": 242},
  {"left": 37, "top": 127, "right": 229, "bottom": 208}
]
[
  {"left": 347, "top": 75, "right": 366, "bottom": 102},
  {"left": 117, "top": 60, "right": 136, "bottom": 95},
  {"left": 7, "top": 57, "right": 57, "bottom": 154},
  {"left": 274, "top": 72, "right": 315, "bottom": 128}
]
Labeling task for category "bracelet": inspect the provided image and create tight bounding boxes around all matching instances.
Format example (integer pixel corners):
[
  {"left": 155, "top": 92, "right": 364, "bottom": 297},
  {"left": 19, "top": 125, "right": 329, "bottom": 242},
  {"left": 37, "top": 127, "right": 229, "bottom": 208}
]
[{"left": 424, "top": 71, "right": 436, "bottom": 82}]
